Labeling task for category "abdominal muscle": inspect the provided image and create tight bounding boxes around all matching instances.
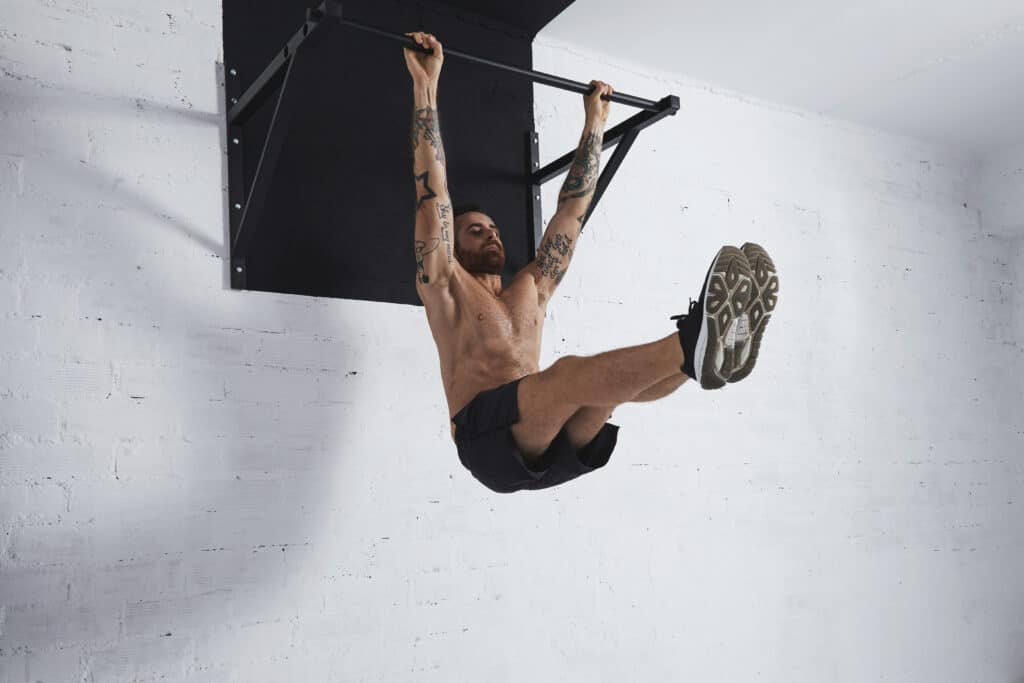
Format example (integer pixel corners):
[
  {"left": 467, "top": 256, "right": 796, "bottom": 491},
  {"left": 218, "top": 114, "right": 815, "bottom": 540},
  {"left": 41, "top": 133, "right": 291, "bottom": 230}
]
[
  {"left": 445, "top": 352, "right": 540, "bottom": 443},
  {"left": 444, "top": 286, "right": 548, "bottom": 440},
  {"left": 423, "top": 268, "right": 546, "bottom": 443}
]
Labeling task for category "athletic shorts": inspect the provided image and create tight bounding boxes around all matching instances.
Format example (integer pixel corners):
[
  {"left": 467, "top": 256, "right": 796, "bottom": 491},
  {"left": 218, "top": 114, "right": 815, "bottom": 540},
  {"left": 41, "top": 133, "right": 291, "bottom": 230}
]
[{"left": 451, "top": 376, "right": 620, "bottom": 493}]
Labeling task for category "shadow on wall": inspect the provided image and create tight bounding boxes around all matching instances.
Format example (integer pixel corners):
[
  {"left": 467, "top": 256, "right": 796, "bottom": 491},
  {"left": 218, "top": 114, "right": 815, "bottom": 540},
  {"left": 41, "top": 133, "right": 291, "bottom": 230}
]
[
  {"left": 1, "top": 70, "right": 223, "bottom": 264},
  {"left": 2, "top": 59, "right": 359, "bottom": 672}
]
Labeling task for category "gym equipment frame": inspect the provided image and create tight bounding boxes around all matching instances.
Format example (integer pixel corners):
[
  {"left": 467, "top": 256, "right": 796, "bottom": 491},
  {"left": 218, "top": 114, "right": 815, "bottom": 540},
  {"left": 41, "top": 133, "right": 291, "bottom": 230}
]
[{"left": 225, "top": 0, "right": 679, "bottom": 290}]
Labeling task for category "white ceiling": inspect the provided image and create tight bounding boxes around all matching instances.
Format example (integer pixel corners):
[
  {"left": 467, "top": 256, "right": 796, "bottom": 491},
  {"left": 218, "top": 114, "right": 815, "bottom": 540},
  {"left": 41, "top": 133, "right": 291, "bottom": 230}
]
[{"left": 539, "top": 0, "right": 1024, "bottom": 161}]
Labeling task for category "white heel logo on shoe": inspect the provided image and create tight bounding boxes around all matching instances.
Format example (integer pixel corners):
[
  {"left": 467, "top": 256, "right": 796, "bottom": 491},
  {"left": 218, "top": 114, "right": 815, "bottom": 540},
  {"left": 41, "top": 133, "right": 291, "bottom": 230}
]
[
  {"left": 733, "top": 313, "right": 751, "bottom": 368},
  {"left": 734, "top": 313, "right": 750, "bottom": 342}
]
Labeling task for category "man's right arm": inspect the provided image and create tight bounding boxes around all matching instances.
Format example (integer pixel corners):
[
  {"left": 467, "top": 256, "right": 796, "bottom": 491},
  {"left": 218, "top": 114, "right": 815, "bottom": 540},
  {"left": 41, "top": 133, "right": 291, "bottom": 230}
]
[{"left": 411, "top": 83, "right": 454, "bottom": 288}]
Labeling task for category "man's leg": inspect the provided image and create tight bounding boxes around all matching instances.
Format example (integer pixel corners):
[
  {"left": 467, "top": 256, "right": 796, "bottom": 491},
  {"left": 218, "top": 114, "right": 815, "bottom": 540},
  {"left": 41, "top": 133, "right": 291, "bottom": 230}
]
[
  {"left": 511, "top": 333, "right": 685, "bottom": 458},
  {"left": 524, "top": 242, "right": 757, "bottom": 456},
  {"left": 554, "top": 333, "right": 684, "bottom": 405},
  {"left": 562, "top": 373, "right": 687, "bottom": 449},
  {"left": 629, "top": 373, "right": 688, "bottom": 403}
]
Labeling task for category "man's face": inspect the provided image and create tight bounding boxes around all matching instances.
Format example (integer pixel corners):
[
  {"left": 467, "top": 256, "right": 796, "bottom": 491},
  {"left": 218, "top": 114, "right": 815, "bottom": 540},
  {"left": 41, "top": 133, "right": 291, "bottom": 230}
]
[{"left": 454, "top": 211, "right": 504, "bottom": 275}]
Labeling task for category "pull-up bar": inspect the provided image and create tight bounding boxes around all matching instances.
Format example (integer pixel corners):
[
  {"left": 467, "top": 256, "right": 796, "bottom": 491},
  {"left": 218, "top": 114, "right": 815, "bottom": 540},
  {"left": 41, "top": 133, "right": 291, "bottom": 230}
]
[
  {"left": 339, "top": 18, "right": 662, "bottom": 113},
  {"left": 227, "top": 1, "right": 665, "bottom": 128},
  {"left": 226, "top": 0, "right": 679, "bottom": 284}
]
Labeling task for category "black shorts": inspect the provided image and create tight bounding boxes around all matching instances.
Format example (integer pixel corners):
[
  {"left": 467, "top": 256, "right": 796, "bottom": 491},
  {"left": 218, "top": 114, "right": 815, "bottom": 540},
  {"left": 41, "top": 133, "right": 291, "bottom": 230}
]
[{"left": 451, "top": 377, "right": 620, "bottom": 493}]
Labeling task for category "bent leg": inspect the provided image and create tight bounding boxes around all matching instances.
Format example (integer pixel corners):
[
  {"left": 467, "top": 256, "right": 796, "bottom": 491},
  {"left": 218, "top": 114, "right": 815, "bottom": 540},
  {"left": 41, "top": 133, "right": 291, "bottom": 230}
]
[
  {"left": 552, "top": 333, "right": 684, "bottom": 406},
  {"left": 629, "top": 373, "right": 688, "bottom": 402},
  {"left": 563, "top": 374, "right": 688, "bottom": 449},
  {"left": 512, "top": 334, "right": 685, "bottom": 459},
  {"left": 563, "top": 405, "right": 616, "bottom": 450}
]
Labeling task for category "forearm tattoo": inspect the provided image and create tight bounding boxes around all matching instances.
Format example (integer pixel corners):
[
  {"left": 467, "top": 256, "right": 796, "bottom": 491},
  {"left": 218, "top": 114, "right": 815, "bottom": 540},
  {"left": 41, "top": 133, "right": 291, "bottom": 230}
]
[
  {"left": 411, "top": 107, "right": 446, "bottom": 167},
  {"left": 536, "top": 232, "right": 574, "bottom": 284},
  {"left": 558, "top": 131, "right": 602, "bottom": 207}
]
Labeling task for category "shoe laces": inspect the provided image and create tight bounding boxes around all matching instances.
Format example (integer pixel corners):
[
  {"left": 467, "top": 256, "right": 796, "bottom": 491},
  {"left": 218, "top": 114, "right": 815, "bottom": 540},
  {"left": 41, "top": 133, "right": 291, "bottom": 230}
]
[{"left": 669, "top": 297, "right": 699, "bottom": 322}]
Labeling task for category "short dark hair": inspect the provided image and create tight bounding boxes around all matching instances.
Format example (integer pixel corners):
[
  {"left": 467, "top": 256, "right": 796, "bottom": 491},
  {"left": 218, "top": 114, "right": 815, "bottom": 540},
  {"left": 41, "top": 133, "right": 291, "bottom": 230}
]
[
  {"left": 453, "top": 203, "right": 490, "bottom": 242},
  {"left": 453, "top": 203, "right": 488, "bottom": 220}
]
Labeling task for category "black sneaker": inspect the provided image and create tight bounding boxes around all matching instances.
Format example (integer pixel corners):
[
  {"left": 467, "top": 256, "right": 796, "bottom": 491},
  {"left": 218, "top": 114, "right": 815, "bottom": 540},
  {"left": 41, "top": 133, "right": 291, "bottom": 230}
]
[
  {"left": 671, "top": 245, "right": 752, "bottom": 389},
  {"left": 727, "top": 242, "right": 778, "bottom": 383}
]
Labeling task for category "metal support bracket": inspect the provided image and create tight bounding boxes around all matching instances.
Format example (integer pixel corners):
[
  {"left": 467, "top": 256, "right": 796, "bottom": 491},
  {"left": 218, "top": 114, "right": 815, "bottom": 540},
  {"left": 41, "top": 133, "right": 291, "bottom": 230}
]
[
  {"left": 526, "top": 130, "right": 543, "bottom": 254},
  {"left": 528, "top": 95, "right": 679, "bottom": 239},
  {"left": 226, "top": 1, "right": 680, "bottom": 284},
  {"left": 227, "top": 65, "right": 247, "bottom": 290},
  {"left": 226, "top": 0, "right": 340, "bottom": 288}
]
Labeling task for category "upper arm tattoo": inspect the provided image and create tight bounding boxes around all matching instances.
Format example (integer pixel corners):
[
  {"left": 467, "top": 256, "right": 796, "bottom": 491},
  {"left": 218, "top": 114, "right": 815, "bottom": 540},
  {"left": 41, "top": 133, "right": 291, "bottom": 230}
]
[
  {"left": 414, "top": 200, "right": 453, "bottom": 284},
  {"left": 536, "top": 232, "right": 574, "bottom": 284},
  {"left": 415, "top": 171, "right": 437, "bottom": 209},
  {"left": 436, "top": 201, "right": 453, "bottom": 265},
  {"left": 415, "top": 238, "right": 440, "bottom": 284}
]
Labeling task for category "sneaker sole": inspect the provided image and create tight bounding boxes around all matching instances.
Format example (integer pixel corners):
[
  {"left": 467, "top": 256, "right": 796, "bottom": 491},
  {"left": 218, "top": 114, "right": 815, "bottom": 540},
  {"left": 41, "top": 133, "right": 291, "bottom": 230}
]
[
  {"left": 694, "top": 245, "right": 753, "bottom": 389},
  {"left": 728, "top": 242, "right": 778, "bottom": 383}
]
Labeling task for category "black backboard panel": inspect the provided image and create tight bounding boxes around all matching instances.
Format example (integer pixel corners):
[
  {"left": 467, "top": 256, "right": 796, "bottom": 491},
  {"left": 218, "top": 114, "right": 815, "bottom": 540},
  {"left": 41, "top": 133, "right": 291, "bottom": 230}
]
[{"left": 223, "top": 0, "right": 574, "bottom": 305}]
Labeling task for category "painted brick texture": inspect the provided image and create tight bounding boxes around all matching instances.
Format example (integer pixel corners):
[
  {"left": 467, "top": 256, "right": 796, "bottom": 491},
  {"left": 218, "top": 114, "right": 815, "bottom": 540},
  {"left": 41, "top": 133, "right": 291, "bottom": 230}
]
[{"left": 1, "top": 3, "right": 1022, "bottom": 682}]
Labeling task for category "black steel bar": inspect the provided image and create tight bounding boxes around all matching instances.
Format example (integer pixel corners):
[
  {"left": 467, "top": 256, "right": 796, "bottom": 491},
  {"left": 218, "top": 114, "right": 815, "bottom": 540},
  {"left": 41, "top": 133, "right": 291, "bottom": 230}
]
[
  {"left": 227, "top": 6, "right": 331, "bottom": 127},
  {"left": 232, "top": 46, "right": 304, "bottom": 257},
  {"left": 336, "top": 18, "right": 662, "bottom": 112},
  {"left": 525, "top": 130, "right": 543, "bottom": 254},
  {"left": 227, "top": 0, "right": 681, "bottom": 273},
  {"left": 227, "top": 69, "right": 247, "bottom": 289},
  {"left": 228, "top": 123, "right": 247, "bottom": 288},
  {"left": 532, "top": 95, "right": 679, "bottom": 185},
  {"left": 581, "top": 126, "right": 641, "bottom": 228}
]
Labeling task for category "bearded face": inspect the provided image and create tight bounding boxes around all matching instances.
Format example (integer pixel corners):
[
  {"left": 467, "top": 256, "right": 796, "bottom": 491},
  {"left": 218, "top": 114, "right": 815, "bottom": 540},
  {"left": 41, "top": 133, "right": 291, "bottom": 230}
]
[{"left": 454, "top": 211, "right": 504, "bottom": 275}]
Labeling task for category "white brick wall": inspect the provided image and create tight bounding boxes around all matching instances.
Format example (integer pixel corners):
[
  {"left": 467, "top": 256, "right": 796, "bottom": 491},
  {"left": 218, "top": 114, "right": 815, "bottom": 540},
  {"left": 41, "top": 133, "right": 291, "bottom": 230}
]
[
  {"left": 968, "top": 140, "right": 1024, "bottom": 348},
  {"left": 970, "top": 140, "right": 1024, "bottom": 237},
  {"left": 1, "top": 3, "right": 1021, "bottom": 682}
]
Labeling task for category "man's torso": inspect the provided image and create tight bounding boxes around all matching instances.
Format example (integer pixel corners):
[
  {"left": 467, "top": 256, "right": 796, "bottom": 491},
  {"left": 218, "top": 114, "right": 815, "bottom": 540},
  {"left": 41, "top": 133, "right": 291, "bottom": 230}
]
[{"left": 417, "top": 264, "right": 546, "bottom": 442}]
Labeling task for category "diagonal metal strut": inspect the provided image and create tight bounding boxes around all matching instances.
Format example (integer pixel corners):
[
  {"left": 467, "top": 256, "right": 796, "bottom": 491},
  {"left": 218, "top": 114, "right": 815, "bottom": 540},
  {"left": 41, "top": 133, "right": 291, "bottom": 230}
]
[
  {"left": 227, "top": 0, "right": 681, "bottom": 277},
  {"left": 526, "top": 95, "right": 680, "bottom": 245}
]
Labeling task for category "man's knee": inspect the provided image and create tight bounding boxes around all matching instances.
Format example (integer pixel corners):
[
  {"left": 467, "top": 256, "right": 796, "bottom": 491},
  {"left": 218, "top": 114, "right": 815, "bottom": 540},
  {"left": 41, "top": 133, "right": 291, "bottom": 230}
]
[
  {"left": 512, "top": 365, "right": 582, "bottom": 457},
  {"left": 629, "top": 373, "right": 688, "bottom": 402},
  {"left": 565, "top": 405, "right": 616, "bottom": 450},
  {"left": 552, "top": 354, "right": 578, "bottom": 368},
  {"left": 550, "top": 354, "right": 581, "bottom": 381}
]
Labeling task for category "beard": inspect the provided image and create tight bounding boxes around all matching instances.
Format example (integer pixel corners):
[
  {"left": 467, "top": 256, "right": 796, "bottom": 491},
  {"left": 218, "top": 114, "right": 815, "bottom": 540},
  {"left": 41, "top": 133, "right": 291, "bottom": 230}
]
[{"left": 456, "top": 243, "right": 504, "bottom": 275}]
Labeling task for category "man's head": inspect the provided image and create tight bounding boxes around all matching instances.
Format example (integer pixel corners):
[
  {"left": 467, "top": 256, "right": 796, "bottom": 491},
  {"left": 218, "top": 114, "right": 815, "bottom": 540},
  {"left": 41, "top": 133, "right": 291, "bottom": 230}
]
[{"left": 453, "top": 203, "right": 504, "bottom": 275}]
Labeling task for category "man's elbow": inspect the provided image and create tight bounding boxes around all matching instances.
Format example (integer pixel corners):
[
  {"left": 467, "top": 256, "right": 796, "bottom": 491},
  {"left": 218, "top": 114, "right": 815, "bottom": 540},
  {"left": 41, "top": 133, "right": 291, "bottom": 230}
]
[{"left": 554, "top": 199, "right": 589, "bottom": 225}]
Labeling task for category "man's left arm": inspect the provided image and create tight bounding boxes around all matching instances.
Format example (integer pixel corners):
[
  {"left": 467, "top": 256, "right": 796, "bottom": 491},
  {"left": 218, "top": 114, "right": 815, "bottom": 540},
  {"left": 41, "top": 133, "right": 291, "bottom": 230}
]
[{"left": 526, "top": 81, "right": 612, "bottom": 305}]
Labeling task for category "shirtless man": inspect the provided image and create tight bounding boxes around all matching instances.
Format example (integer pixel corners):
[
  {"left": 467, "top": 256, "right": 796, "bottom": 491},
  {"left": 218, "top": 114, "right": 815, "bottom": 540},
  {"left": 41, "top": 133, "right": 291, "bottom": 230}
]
[{"left": 405, "top": 32, "right": 779, "bottom": 493}]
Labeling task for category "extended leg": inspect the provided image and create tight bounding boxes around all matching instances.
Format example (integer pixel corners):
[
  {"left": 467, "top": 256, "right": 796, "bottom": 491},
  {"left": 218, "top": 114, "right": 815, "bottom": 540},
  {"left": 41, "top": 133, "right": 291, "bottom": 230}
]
[
  {"left": 554, "top": 333, "right": 684, "bottom": 406},
  {"left": 512, "top": 333, "right": 685, "bottom": 458},
  {"left": 629, "top": 373, "right": 688, "bottom": 402}
]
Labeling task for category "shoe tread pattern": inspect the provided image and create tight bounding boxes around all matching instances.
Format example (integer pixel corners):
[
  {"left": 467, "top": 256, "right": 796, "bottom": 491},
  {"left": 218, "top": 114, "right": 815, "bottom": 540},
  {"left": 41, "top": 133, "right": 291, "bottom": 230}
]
[
  {"left": 728, "top": 242, "right": 778, "bottom": 383},
  {"left": 701, "top": 246, "right": 753, "bottom": 389}
]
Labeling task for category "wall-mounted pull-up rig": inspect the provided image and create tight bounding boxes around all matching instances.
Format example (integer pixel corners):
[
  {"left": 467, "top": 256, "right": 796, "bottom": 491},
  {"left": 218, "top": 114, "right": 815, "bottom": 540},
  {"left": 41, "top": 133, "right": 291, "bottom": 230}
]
[{"left": 224, "top": 0, "right": 678, "bottom": 301}]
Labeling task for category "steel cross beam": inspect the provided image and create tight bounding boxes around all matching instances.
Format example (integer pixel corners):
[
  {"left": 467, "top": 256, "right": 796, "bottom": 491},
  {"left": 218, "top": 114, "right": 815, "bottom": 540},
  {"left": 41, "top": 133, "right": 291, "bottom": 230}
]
[
  {"left": 525, "top": 95, "right": 680, "bottom": 252},
  {"left": 227, "top": 1, "right": 341, "bottom": 287},
  {"left": 226, "top": 0, "right": 680, "bottom": 286}
]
